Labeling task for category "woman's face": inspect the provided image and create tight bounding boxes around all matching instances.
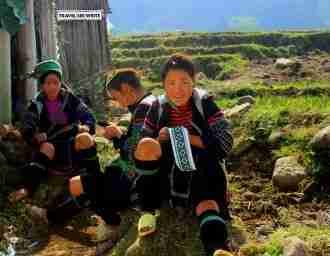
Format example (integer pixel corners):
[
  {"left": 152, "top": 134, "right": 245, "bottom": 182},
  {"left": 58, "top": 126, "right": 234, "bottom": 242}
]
[
  {"left": 164, "top": 69, "right": 194, "bottom": 106},
  {"left": 108, "top": 84, "right": 136, "bottom": 108},
  {"left": 42, "top": 73, "right": 61, "bottom": 101}
]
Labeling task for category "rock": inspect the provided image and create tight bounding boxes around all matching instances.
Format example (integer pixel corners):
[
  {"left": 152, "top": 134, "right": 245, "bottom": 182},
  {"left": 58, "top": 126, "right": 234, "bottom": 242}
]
[
  {"left": 289, "top": 61, "right": 303, "bottom": 73},
  {"left": 321, "top": 59, "right": 329, "bottom": 66},
  {"left": 316, "top": 210, "right": 330, "bottom": 227},
  {"left": 263, "top": 79, "right": 275, "bottom": 87},
  {"left": 322, "top": 63, "right": 330, "bottom": 72},
  {"left": 283, "top": 237, "right": 308, "bottom": 256},
  {"left": 301, "top": 220, "right": 318, "bottom": 228},
  {"left": 309, "top": 126, "right": 330, "bottom": 152},
  {"left": 262, "top": 73, "right": 271, "bottom": 79},
  {"left": 268, "top": 130, "right": 287, "bottom": 146},
  {"left": 237, "top": 95, "right": 256, "bottom": 105},
  {"left": 225, "top": 103, "right": 251, "bottom": 119},
  {"left": 255, "top": 224, "right": 274, "bottom": 241},
  {"left": 196, "top": 72, "right": 208, "bottom": 80},
  {"left": 256, "top": 73, "right": 271, "bottom": 79},
  {"left": 272, "top": 156, "right": 307, "bottom": 192},
  {"left": 275, "top": 58, "right": 294, "bottom": 69},
  {"left": 254, "top": 128, "right": 272, "bottom": 143},
  {"left": 255, "top": 59, "right": 274, "bottom": 65},
  {"left": 299, "top": 68, "right": 314, "bottom": 78},
  {"left": 255, "top": 200, "right": 277, "bottom": 215},
  {"left": 242, "top": 191, "right": 259, "bottom": 201},
  {"left": 231, "top": 137, "right": 255, "bottom": 157}
]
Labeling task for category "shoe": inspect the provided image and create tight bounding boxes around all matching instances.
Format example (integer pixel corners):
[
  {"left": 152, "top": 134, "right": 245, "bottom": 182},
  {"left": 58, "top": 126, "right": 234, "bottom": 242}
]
[
  {"left": 138, "top": 212, "right": 157, "bottom": 237},
  {"left": 125, "top": 212, "right": 159, "bottom": 256}
]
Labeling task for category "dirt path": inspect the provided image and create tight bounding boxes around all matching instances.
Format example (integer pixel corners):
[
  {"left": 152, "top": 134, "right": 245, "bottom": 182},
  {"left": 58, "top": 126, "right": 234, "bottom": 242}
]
[{"left": 32, "top": 226, "right": 96, "bottom": 256}]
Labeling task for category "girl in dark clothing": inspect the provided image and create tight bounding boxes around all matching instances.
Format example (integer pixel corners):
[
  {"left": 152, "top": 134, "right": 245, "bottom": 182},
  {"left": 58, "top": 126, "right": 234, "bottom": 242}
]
[
  {"left": 9, "top": 60, "right": 99, "bottom": 225},
  {"left": 68, "top": 68, "right": 157, "bottom": 254},
  {"left": 132, "top": 53, "right": 234, "bottom": 256}
]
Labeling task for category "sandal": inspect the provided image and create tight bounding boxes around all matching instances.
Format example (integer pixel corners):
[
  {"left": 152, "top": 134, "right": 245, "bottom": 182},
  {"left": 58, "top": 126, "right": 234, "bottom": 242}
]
[
  {"left": 213, "top": 249, "right": 234, "bottom": 256},
  {"left": 138, "top": 212, "right": 158, "bottom": 237}
]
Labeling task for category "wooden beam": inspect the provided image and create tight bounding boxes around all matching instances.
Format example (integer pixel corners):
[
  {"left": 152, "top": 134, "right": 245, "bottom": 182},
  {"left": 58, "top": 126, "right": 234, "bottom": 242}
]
[
  {"left": 17, "top": 0, "right": 37, "bottom": 106},
  {"left": 0, "top": 29, "right": 12, "bottom": 124},
  {"left": 38, "top": 0, "right": 58, "bottom": 59}
]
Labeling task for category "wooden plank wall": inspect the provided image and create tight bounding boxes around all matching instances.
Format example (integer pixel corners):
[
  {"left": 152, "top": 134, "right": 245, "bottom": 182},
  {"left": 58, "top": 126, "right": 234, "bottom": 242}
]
[{"left": 56, "top": 0, "right": 111, "bottom": 83}]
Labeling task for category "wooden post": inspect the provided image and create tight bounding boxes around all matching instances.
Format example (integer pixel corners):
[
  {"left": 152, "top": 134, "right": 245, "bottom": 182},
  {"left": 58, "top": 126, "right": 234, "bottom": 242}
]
[
  {"left": 49, "top": 0, "right": 58, "bottom": 59},
  {"left": 38, "top": 0, "right": 58, "bottom": 59},
  {"left": 0, "top": 29, "right": 12, "bottom": 124},
  {"left": 17, "top": 0, "right": 37, "bottom": 105}
]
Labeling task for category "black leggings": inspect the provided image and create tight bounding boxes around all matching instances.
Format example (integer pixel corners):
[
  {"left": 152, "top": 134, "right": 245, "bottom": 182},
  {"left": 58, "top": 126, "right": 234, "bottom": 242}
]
[{"left": 80, "top": 165, "right": 132, "bottom": 226}]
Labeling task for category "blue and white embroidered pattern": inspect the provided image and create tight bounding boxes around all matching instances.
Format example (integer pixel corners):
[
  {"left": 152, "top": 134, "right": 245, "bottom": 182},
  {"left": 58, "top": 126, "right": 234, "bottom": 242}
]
[{"left": 169, "top": 126, "right": 196, "bottom": 172}]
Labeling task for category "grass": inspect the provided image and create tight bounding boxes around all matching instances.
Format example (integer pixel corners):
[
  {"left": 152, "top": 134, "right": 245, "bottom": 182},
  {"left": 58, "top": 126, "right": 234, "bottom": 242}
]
[
  {"left": 216, "top": 98, "right": 237, "bottom": 109},
  {"left": 270, "top": 80, "right": 330, "bottom": 90},
  {"left": 194, "top": 54, "right": 248, "bottom": 80},
  {"left": 113, "top": 53, "right": 248, "bottom": 82},
  {"left": 109, "top": 207, "right": 203, "bottom": 256},
  {"left": 110, "top": 31, "right": 330, "bottom": 53},
  {"left": 0, "top": 200, "right": 37, "bottom": 252},
  {"left": 240, "top": 224, "right": 330, "bottom": 256},
  {"left": 112, "top": 44, "right": 297, "bottom": 60},
  {"left": 271, "top": 126, "right": 319, "bottom": 161},
  {"left": 217, "top": 93, "right": 328, "bottom": 166},
  {"left": 216, "top": 94, "right": 330, "bottom": 131},
  {"left": 266, "top": 225, "right": 330, "bottom": 255},
  {"left": 244, "top": 96, "right": 330, "bottom": 128},
  {"left": 211, "top": 80, "right": 330, "bottom": 99}
]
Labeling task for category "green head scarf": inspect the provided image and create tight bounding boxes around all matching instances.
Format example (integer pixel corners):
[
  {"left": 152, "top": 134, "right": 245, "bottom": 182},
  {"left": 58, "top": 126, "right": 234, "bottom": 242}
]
[{"left": 32, "top": 59, "right": 63, "bottom": 83}]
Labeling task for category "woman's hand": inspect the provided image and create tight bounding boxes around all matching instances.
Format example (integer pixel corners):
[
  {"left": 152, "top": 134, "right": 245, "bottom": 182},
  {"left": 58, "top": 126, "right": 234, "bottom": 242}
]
[
  {"left": 157, "top": 127, "right": 169, "bottom": 142},
  {"left": 8, "top": 188, "right": 29, "bottom": 202},
  {"left": 34, "top": 132, "right": 47, "bottom": 144},
  {"left": 69, "top": 176, "right": 84, "bottom": 197},
  {"left": 78, "top": 124, "right": 90, "bottom": 133},
  {"left": 189, "top": 134, "right": 205, "bottom": 149},
  {"left": 104, "top": 124, "right": 123, "bottom": 139}
]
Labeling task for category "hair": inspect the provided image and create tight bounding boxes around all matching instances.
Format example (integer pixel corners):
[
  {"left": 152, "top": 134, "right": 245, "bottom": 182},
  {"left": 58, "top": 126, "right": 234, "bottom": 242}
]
[
  {"left": 39, "top": 71, "right": 61, "bottom": 85},
  {"left": 106, "top": 68, "right": 142, "bottom": 91},
  {"left": 161, "top": 53, "right": 196, "bottom": 82}
]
